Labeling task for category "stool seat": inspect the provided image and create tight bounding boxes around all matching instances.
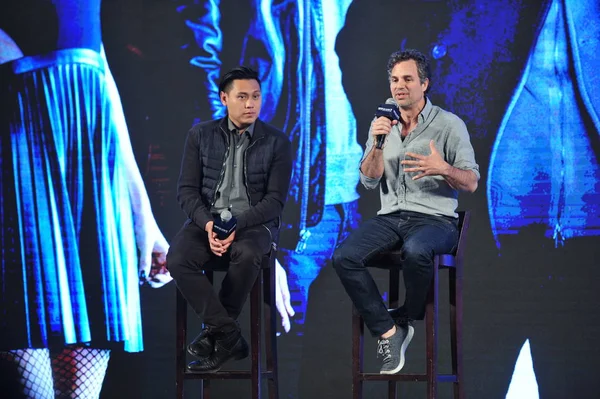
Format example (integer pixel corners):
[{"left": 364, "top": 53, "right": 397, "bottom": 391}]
[
  {"left": 352, "top": 211, "right": 470, "bottom": 399},
  {"left": 200, "top": 249, "right": 275, "bottom": 272},
  {"left": 175, "top": 243, "right": 280, "bottom": 399},
  {"left": 372, "top": 251, "right": 457, "bottom": 270}
]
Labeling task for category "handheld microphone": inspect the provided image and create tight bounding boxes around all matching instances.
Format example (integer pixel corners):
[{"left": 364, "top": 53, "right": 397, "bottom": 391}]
[
  {"left": 374, "top": 101, "right": 400, "bottom": 149},
  {"left": 213, "top": 209, "right": 237, "bottom": 239}
]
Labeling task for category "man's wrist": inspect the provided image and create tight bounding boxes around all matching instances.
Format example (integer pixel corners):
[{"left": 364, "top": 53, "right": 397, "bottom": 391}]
[{"left": 440, "top": 163, "right": 453, "bottom": 177}]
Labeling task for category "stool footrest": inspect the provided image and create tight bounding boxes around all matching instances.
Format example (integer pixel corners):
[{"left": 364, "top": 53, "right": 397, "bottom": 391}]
[
  {"left": 358, "top": 373, "right": 458, "bottom": 383},
  {"left": 182, "top": 370, "right": 275, "bottom": 380}
]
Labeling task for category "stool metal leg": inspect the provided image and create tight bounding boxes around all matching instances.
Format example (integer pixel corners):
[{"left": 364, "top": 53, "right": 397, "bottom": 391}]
[
  {"left": 352, "top": 306, "right": 364, "bottom": 399},
  {"left": 388, "top": 268, "right": 400, "bottom": 399},
  {"left": 426, "top": 257, "right": 440, "bottom": 399},
  {"left": 449, "top": 267, "right": 459, "bottom": 399},
  {"left": 388, "top": 267, "right": 401, "bottom": 309},
  {"left": 250, "top": 271, "right": 263, "bottom": 399},
  {"left": 449, "top": 266, "right": 465, "bottom": 399},
  {"left": 456, "top": 271, "right": 464, "bottom": 399},
  {"left": 176, "top": 288, "right": 187, "bottom": 399},
  {"left": 387, "top": 381, "right": 397, "bottom": 399},
  {"left": 201, "top": 271, "right": 215, "bottom": 399},
  {"left": 263, "top": 266, "right": 280, "bottom": 399}
]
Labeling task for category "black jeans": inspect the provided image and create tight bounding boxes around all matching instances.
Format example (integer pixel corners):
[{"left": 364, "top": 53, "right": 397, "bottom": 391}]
[
  {"left": 332, "top": 211, "right": 458, "bottom": 337},
  {"left": 167, "top": 220, "right": 272, "bottom": 333}
]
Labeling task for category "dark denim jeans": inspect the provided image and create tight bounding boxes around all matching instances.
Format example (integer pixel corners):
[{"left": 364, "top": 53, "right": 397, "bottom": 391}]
[{"left": 332, "top": 210, "right": 458, "bottom": 337}]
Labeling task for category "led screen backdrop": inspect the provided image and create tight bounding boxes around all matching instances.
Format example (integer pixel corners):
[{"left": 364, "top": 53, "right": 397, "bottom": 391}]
[{"left": 1, "top": 0, "right": 599, "bottom": 398}]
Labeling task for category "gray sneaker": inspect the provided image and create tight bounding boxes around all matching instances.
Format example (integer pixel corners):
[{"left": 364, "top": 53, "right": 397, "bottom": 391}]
[{"left": 378, "top": 323, "right": 414, "bottom": 374}]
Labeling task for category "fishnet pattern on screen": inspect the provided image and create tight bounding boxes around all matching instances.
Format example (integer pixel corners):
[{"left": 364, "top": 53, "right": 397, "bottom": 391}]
[
  {"left": 51, "top": 347, "right": 110, "bottom": 399},
  {"left": 0, "top": 348, "right": 54, "bottom": 398}
]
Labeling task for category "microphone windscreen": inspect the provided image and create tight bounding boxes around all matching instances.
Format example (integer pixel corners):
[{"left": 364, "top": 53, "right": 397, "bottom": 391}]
[{"left": 220, "top": 209, "right": 232, "bottom": 222}]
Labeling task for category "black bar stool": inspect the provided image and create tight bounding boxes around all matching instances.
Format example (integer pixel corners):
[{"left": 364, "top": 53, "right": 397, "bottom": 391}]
[
  {"left": 352, "top": 211, "right": 471, "bottom": 399},
  {"left": 175, "top": 242, "right": 280, "bottom": 399}
]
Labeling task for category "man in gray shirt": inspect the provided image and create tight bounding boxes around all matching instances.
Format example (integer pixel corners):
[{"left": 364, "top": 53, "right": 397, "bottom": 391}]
[{"left": 333, "top": 49, "right": 479, "bottom": 374}]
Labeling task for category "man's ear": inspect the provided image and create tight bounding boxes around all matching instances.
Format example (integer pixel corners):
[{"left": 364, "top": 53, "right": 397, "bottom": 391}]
[
  {"left": 421, "top": 78, "right": 430, "bottom": 92},
  {"left": 220, "top": 91, "right": 227, "bottom": 106}
]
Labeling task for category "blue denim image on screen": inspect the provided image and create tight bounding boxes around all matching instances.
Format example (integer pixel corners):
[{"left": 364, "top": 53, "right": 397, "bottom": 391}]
[{"left": 487, "top": 0, "right": 600, "bottom": 248}]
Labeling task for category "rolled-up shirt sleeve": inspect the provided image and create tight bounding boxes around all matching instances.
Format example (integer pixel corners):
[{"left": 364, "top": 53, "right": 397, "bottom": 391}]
[
  {"left": 445, "top": 117, "right": 480, "bottom": 180},
  {"left": 359, "top": 120, "right": 382, "bottom": 190}
]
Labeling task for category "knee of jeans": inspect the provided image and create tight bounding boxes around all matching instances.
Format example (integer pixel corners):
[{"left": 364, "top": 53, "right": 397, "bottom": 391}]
[
  {"left": 401, "top": 241, "right": 432, "bottom": 264},
  {"left": 332, "top": 247, "right": 344, "bottom": 270},
  {"left": 332, "top": 246, "right": 361, "bottom": 272},
  {"left": 229, "top": 243, "right": 262, "bottom": 269},
  {"left": 165, "top": 250, "right": 193, "bottom": 279}
]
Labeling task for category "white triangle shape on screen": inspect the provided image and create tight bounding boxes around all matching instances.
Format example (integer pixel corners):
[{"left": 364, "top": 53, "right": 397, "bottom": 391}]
[{"left": 505, "top": 339, "right": 539, "bottom": 399}]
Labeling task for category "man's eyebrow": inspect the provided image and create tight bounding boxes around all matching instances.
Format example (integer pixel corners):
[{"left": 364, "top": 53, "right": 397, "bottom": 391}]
[{"left": 390, "top": 74, "right": 416, "bottom": 79}]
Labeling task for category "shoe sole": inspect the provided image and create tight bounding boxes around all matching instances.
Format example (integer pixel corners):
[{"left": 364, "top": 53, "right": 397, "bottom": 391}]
[
  {"left": 187, "top": 365, "right": 223, "bottom": 373},
  {"left": 380, "top": 325, "right": 415, "bottom": 375},
  {"left": 186, "top": 349, "right": 248, "bottom": 373}
]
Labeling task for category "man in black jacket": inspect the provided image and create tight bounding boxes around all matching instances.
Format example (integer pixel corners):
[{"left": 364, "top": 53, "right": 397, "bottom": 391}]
[{"left": 167, "top": 66, "right": 292, "bottom": 373}]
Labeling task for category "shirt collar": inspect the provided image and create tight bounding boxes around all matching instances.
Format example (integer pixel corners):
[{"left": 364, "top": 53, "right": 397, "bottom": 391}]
[
  {"left": 418, "top": 96, "right": 433, "bottom": 124},
  {"left": 228, "top": 118, "right": 255, "bottom": 138}
]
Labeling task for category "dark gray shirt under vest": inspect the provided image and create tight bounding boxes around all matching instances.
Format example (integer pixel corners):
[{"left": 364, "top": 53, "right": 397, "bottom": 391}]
[{"left": 210, "top": 119, "right": 254, "bottom": 216}]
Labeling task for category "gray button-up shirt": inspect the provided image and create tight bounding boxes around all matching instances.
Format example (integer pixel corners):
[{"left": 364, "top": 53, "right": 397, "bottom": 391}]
[
  {"left": 211, "top": 119, "right": 254, "bottom": 216},
  {"left": 360, "top": 98, "right": 479, "bottom": 218}
]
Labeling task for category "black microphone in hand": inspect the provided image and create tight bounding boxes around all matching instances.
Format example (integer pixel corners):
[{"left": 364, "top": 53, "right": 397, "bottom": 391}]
[
  {"left": 213, "top": 209, "right": 237, "bottom": 240},
  {"left": 374, "top": 102, "right": 400, "bottom": 149}
]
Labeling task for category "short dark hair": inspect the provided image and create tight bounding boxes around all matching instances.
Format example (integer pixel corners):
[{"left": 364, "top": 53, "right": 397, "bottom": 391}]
[
  {"left": 218, "top": 66, "right": 261, "bottom": 93},
  {"left": 386, "top": 49, "right": 431, "bottom": 93}
]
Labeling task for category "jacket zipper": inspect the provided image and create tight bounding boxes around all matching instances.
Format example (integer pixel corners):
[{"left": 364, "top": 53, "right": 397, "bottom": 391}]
[
  {"left": 243, "top": 134, "right": 264, "bottom": 206},
  {"left": 210, "top": 126, "right": 230, "bottom": 207}
]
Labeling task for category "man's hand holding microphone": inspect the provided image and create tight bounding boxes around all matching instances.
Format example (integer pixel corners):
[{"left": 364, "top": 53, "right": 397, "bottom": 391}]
[
  {"left": 205, "top": 209, "right": 237, "bottom": 256},
  {"left": 372, "top": 99, "right": 400, "bottom": 149},
  {"left": 361, "top": 100, "right": 401, "bottom": 179}
]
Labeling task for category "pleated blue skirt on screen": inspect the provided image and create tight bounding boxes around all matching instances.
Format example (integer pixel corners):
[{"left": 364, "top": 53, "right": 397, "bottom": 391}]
[{"left": 0, "top": 48, "right": 143, "bottom": 352}]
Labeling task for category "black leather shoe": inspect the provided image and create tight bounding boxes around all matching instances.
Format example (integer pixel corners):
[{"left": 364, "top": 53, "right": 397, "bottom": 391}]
[
  {"left": 187, "top": 327, "right": 214, "bottom": 358},
  {"left": 186, "top": 331, "right": 249, "bottom": 373}
]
